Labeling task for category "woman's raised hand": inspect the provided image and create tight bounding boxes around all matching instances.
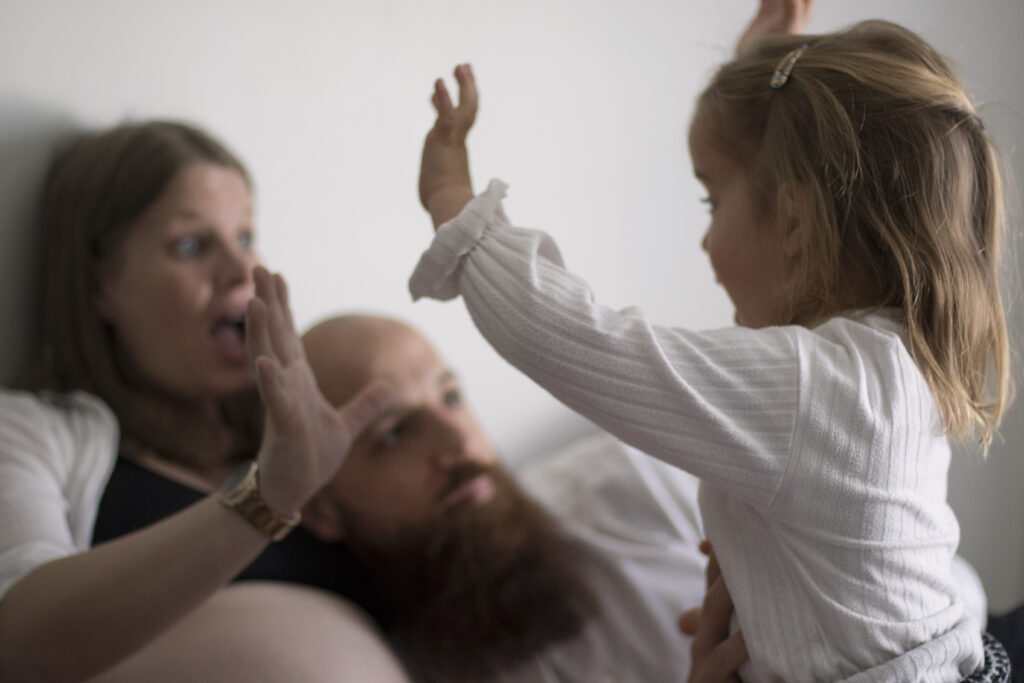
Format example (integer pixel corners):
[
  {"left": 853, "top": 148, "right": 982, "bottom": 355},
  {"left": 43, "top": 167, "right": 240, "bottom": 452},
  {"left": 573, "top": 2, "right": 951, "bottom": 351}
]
[
  {"left": 419, "top": 63, "right": 478, "bottom": 228},
  {"left": 246, "top": 266, "right": 394, "bottom": 516},
  {"left": 736, "top": 0, "right": 816, "bottom": 56}
]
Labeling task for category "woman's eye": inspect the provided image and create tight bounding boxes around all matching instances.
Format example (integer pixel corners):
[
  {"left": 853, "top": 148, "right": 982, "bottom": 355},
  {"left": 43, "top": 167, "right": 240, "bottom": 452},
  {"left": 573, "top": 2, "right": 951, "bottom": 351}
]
[
  {"left": 171, "top": 235, "right": 202, "bottom": 257},
  {"left": 443, "top": 389, "right": 462, "bottom": 407}
]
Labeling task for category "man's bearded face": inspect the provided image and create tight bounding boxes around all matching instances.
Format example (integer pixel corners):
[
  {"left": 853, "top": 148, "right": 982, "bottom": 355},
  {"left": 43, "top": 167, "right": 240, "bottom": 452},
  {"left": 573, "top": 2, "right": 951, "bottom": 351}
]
[{"left": 342, "top": 461, "right": 599, "bottom": 683}]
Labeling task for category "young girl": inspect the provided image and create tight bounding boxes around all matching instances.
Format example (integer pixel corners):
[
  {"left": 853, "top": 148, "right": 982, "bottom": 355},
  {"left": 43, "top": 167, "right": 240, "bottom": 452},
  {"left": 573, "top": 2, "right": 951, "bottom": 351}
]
[{"left": 410, "top": 17, "right": 1011, "bottom": 683}]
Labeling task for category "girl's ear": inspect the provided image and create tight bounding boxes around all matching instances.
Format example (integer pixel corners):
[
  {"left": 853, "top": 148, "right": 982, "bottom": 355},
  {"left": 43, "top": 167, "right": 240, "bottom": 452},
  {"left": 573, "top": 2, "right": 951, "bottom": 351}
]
[
  {"left": 777, "top": 182, "right": 807, "bottom": 258},
  {"left": 300, "top": 494, "right": 347, "bottom": 542}
]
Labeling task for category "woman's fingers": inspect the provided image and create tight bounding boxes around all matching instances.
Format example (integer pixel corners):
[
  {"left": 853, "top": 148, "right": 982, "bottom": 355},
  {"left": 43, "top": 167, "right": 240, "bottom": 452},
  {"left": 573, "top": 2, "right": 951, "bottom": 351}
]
[
  {"left": 334, "top": 380, "right": 397, "bottom": 448},
  {"left": 252, "top": 266, "right": 301, "bottom": 364}
]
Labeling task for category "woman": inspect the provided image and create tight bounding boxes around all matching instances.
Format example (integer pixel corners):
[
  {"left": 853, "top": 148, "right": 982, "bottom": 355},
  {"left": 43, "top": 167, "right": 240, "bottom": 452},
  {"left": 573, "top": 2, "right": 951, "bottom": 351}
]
[{"left": 0, "top": 121, "right": 407, "bottom": 682}]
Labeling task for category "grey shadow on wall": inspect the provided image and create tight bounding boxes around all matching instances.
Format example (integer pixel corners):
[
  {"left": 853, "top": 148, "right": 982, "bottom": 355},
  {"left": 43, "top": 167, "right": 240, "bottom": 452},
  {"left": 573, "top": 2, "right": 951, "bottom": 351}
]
[{"left": 0, "top": 96, "right": 80, "bottom": 386}]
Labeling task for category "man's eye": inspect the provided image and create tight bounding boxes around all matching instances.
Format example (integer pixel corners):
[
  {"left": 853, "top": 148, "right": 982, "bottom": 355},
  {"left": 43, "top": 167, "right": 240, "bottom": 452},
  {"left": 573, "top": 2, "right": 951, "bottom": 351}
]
[
  {"left": 443, "top": 389, "right": 462, "bottom": 407},
  {"left": 237, "top": 231, "right": 254, "bottom": 250},
  {"left": 171, "top": 235, "right": 202, "bottom": 257},
  {"left": 700, "top": 196, "right": 716, "bottom": 214},
  {"left": 377, "top": 424, "right": 404, "bottom": 449}
]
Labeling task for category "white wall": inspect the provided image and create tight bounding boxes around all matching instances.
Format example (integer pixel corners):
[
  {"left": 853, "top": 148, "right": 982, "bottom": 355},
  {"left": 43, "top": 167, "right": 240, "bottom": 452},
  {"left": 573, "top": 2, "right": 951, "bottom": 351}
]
[{"left": 1, "top": 0, "right": 1021, "bottom": 611}]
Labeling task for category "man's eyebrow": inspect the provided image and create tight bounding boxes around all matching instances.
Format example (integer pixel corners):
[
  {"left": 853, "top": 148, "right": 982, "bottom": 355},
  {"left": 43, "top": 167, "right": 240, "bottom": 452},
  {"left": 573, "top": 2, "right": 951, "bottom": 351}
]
[
  {"left": 360, "top": 404, "right": 406, "bottom": 434},
  {"left": 438, "top": 369, "right": 457, "bottom": 384}
]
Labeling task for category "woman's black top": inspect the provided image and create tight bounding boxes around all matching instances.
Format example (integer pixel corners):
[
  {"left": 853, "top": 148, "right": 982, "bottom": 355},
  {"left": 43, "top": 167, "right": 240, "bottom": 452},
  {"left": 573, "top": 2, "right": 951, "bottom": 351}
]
[{"left": 91, "top": 456, "right": 383, "bottom": 624}]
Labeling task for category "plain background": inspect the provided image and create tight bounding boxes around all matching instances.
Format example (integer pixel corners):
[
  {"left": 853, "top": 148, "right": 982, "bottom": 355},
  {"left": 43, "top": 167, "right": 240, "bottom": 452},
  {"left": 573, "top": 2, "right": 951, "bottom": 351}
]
[{"left": 0, "top": 1, "right": 1021, "bottom": 612}]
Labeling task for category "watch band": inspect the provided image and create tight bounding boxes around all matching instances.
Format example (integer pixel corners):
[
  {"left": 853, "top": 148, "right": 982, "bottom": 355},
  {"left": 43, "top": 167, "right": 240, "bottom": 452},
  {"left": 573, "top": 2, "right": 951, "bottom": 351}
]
[{"left": 219, "top": 461, "right": 301, "bottom": 541}]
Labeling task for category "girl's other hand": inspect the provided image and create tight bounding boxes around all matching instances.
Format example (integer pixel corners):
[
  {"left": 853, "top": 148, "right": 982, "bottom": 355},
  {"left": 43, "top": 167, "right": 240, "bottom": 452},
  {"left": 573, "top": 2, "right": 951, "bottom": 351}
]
[
  {"left": 419, "top": 63, "right": 478, "bottom": 229},
  {"left": 736, "top": 0, "right": 816, "bottom": 56},
  {"left": 246, "top": 266, "right": 395, "bottom": 516}
]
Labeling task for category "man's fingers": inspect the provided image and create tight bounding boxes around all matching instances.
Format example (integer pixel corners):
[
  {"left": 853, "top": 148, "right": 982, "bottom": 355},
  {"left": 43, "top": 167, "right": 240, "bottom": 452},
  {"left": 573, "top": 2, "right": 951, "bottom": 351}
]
[
  {"left": 700, "top": 631, "right": 747, "bottom": 682},
  {"left": 678, "top": 606, "right": 702, "bottom": 636},
  {"left": 691, "top": 576, "right": 735, "bottom": 656}
]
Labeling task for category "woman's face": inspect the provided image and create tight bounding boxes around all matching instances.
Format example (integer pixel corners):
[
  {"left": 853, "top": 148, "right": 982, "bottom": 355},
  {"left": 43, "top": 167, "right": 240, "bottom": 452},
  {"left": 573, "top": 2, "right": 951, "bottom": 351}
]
[{"left": 96, "top": 162, "right": 259, "bottom": 400}]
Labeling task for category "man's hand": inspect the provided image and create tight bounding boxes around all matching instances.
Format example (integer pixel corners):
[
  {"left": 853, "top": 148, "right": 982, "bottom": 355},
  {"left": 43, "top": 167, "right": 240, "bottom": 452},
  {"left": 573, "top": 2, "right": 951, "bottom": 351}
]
[
  {"left": 419, "top": 63, "right": 478, "bottom": 229},
  {"left": 736, "top": 0, "right": 816, "bottom": 56},
  {"left": 679, "top": 541, "right": 748, "bottom": 683}
]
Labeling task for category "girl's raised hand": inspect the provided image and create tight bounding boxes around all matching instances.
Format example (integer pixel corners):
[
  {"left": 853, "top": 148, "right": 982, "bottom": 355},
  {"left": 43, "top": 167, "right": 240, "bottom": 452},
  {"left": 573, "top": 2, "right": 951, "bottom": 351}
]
[
  {"left": 419, "top": 63, "right": 478, "bottom": 229},
  {"left": 736, "top": 0, "right": 816, "bottom": 56},
  {"left": 245, "top": 266, "right": 395, "bottom": 517}
]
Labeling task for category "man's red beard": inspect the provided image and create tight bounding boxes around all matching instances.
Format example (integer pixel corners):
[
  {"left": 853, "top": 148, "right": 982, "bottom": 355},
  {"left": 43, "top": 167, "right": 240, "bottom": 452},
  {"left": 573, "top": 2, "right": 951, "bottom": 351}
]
[{"left": 342, "top": 462, "right": 599, "bottom": 682}]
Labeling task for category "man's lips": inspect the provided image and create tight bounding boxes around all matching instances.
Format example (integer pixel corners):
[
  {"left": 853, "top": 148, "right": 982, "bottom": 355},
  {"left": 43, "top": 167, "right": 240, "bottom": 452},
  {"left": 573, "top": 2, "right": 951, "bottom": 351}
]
[{"left": 440, "top": 473, "right": 495, "bottom": 511}]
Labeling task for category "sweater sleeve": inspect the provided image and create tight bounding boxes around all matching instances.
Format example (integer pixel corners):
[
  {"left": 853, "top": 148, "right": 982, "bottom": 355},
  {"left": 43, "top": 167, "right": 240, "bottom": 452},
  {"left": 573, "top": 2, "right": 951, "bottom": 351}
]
[
  {"left": 411, "top": 180, "right": 801, "bottom": 510},
  {"left": 0, "top": 390, "right": 118, "bottom": 599}
]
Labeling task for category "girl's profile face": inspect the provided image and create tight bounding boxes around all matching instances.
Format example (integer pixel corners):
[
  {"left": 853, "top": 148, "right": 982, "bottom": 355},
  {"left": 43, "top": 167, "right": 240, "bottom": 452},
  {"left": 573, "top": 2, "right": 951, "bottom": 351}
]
[
  {"left": 95, "top": 162, "right": 259, "bottom": 400},
  {"left": 688, "top": 109, "right": 792, "bottom": 328}
]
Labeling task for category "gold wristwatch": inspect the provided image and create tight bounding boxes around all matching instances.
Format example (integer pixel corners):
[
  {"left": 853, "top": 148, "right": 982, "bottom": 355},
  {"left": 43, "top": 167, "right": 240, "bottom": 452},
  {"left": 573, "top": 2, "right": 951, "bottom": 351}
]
[{"left": 219, "top": 461, "right": 300, "bottom": 541}]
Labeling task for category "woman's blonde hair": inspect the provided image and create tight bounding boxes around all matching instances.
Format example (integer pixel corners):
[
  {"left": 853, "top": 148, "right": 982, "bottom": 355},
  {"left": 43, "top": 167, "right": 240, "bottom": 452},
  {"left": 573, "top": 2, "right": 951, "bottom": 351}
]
[{"left": 697, "top": 20, "right": 1011, "bottom": 446}]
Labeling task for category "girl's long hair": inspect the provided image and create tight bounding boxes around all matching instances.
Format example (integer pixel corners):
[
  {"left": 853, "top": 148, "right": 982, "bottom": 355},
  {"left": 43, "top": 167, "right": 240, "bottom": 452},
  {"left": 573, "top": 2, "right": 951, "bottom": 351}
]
[{"left": 698, "top": 20, "right": 1011, "bottom": 447}]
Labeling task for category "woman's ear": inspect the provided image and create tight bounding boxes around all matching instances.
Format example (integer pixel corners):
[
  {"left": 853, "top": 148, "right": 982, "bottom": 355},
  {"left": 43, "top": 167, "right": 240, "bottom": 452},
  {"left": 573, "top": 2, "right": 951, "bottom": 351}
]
[{"left": 301, "top": 494, "right": 347, "bottom": 542}]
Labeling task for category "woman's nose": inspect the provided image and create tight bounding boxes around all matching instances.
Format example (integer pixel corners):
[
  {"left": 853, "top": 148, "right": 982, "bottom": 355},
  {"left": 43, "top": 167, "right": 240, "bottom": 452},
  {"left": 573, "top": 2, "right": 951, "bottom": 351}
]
[{"left": 218, "top": 241, "right": 257, "bottom": 291}]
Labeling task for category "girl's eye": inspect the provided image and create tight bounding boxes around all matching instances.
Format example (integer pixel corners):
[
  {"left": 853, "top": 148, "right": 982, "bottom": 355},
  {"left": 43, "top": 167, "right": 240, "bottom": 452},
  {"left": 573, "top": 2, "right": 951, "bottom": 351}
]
[
  {"left": 237, "top": 231, "right": 254, "bottom": 250},
  {"left": 443, "top": 389, "right": 462, "bottom": 407},
  {"left": 171, "top": 235, "right": 202, "bottom": 258}
]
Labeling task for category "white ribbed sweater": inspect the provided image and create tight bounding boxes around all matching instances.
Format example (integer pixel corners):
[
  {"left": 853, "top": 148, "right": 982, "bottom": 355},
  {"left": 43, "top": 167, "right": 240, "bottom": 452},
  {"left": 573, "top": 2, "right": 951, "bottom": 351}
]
[{"left": 409, "top": 180, "right": 983, "bottom": 682}]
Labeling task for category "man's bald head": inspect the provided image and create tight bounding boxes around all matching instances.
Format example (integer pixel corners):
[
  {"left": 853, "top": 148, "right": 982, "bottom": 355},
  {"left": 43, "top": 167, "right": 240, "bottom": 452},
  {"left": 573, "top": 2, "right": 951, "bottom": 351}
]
[{"left": 303, "top": 315, "right": 432, "bottom": 408}]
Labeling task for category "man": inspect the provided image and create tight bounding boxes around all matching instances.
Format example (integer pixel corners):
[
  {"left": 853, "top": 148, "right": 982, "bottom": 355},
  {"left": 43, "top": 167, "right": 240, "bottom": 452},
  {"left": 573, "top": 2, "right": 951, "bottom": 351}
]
[{"left": 300, "top": 314, "right": 711, "bottom": 682}]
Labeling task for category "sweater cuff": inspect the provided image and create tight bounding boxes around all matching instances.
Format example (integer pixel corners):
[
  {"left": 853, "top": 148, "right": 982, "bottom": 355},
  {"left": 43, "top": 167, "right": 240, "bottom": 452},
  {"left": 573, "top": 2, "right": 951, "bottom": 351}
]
[{"left": 409, "top": 179, "right": 509, "bottom": 301}]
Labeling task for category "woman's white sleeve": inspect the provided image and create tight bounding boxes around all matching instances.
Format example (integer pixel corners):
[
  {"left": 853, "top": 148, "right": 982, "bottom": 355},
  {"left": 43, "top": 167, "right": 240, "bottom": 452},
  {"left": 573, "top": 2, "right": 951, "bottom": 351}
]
[{"left": 0, "top": 391, "right": 117, "bottom": 599}]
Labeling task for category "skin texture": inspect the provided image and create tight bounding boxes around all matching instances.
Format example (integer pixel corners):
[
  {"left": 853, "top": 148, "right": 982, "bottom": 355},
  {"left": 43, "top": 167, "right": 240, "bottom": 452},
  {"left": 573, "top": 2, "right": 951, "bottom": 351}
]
[{"left": 96, "top": 163, "right": 258, "bottom": 402}]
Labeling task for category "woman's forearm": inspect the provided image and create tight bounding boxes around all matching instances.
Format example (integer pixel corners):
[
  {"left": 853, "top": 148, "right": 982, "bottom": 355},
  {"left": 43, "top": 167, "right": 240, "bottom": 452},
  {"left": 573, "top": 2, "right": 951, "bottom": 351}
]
[{"left": 0, "top": 496, "right": 268, "bottom": 683}]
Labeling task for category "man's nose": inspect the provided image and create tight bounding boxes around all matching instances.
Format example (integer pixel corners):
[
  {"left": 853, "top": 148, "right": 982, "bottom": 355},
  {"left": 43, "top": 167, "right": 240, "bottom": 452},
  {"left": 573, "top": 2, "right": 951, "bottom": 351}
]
[{"left": 429, "top": 413, "right": 478, "bottom": 469}]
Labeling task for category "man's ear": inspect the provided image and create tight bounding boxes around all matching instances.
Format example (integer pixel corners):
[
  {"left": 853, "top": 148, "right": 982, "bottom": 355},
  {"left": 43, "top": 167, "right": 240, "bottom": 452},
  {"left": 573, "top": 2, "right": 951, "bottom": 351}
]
[
  {"left": 777, "top": 182, "right": 808, "bottom": 259},
  {"left": 301, "top": 494, "right": 346, "bottom": 542}
]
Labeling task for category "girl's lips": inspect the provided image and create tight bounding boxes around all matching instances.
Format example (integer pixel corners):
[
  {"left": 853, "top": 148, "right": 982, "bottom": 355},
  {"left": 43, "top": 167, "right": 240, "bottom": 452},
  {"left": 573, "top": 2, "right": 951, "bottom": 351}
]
[{"left": 440, "top": 473, "right": 495, "bottom": 511}]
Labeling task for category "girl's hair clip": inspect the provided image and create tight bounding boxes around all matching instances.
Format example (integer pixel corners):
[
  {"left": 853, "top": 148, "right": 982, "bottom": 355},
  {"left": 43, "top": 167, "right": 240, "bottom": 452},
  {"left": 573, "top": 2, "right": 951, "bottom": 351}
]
[{"left": 770, "top": 43, "right": 810, "bottom": 89}]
